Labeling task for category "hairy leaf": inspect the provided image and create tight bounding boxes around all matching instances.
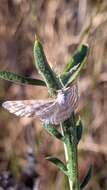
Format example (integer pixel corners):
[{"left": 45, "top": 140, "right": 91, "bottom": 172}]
[
  {"left": 60, "top": 44, "right": 89, "bottom": 86},
  {"left": 0, "top": 71, "right": 46, "bottom": 86},
  {"left": 76, "top": 118, "right": 83, "bottom": 144},
  {"left": 43, "top": 123, "right": 64, "bottom": 141},
  {"left": 64, "top": 44, "right": 89, "bottom": 72},
  {"left": 34, "top": 38, "right": 61, "bottom": 95},
  {"left": 46, "top": 156, "right": 68, "bottom": 175},
  {"left": 80, "top": 165, "right": 93, "bottom": 189}
]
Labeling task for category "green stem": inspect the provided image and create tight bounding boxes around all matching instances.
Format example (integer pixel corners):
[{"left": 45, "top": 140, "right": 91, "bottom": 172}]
[{"left": 61, "top": 114, "right": 80, "bottom": 190}]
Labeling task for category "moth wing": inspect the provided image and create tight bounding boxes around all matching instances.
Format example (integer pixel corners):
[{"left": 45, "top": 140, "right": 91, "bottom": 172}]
[
  {"left": 35, "top": 101, "right": 59, "bottom": 124},
  {"left": 2, "top": 84, "right": 79, "bottom": 125},
  {"left": 2, "top": 100, "right": 54, "bottom": 117},
  {"left": 52, "top": 83, "right": 79, "bottom": 124},
  {"left": 36, "top": 84, "right": 79, "bottom": 125},
  {"left": 66, "top": 83, "right": 79, "bottom": 110}
]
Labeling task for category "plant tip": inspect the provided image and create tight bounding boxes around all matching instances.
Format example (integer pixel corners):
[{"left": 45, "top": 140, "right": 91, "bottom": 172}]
[{"left": 35, "top": 34, "right": 40, "bottom": 43}]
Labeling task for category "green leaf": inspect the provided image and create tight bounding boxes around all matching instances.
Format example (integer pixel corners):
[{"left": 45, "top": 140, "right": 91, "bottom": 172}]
[
  {"left": 0, "top": 71, "right": 46, "bottom": 86},
  {"left": 64, "top": 44, "right": 89, "bottom": 72},
  {"left": 76, "top": 118, "right": 83, "bottom": 144},
  {"left": 43, "top": 123, "right": 64, "bottom": 141},
  {"left": 34, "top": 38, "right": 61, "bottom": 95},
  {"left": 80, "top": 165, "right": 93, "bottom": 189},
  {"left": 60, "top": 44, "right": 89, "bottom": 86},
  {"left": 46, "top": 156, "right": 68, "bottom": 175}
]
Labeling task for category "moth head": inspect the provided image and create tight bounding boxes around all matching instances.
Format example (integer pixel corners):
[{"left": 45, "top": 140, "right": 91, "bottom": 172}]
[
  {"left": 57, "top": 91, "right": 65, "bottom": 104},
  {"left": 57, "top": 87, "right": 69, "bottom": 105}
]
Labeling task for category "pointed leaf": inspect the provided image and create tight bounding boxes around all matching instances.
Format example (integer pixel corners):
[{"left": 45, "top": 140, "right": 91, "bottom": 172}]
[
  {"left": 80, "top": 165, "right": 93, "bottom": 189},
  {"left": 34, "top": 38, "right": 60, "bottom": 95},
  {"left": 76, "top": 118, "right": 83, "bottom": 144},
  {"left": 60, "top": 44, "right": 89, "bottom": 86},
  {"left": 46, "top": 156, "right": 68, "bottom": 175},
  {"left": 0, "top": 71, "right": 46, "bottom": 86},
  {"left": 43, "top": 123, "right": 64, "bottom": 141},
  {"left": 64, "top": 44, "right": 89, "bottom": 72},
  {"left": 63, "top": 59, "right": 87, "bottom": 86}
]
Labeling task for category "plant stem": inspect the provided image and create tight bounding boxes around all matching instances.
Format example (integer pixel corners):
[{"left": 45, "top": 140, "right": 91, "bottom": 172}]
[
  {"left": 61, "top": 114, "right": 80, "bottom": 190},
  {"left": 34, "top": 38, "right": 80, "bottom": 189}
]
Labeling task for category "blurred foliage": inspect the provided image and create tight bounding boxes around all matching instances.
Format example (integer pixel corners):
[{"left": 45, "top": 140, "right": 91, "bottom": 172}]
[{"left": 0, "top": 0, "right": 107, "bottom": 189}]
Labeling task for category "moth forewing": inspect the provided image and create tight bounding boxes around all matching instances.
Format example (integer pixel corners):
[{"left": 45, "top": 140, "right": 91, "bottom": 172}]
[
  {"left": 2, "top": 100, "right": 55, "bottom": 117},
  {"left": 2, "top": 83, "right": 79, "bottom": 125}
]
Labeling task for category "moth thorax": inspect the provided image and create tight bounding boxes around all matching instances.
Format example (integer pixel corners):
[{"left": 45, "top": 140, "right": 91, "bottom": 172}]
[{"left": 57, "top": 91, "right": 66, "bottom": 105}]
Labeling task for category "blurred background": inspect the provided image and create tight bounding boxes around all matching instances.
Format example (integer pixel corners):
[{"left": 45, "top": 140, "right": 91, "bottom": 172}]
[{"left": 0, "top": 0, "right": 107, "bottom": 189}]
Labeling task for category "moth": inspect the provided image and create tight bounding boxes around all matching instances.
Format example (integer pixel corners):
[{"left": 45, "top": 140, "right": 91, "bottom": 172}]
[{"left": 2, "top": 83, "right": 78, "bottom": 125}]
